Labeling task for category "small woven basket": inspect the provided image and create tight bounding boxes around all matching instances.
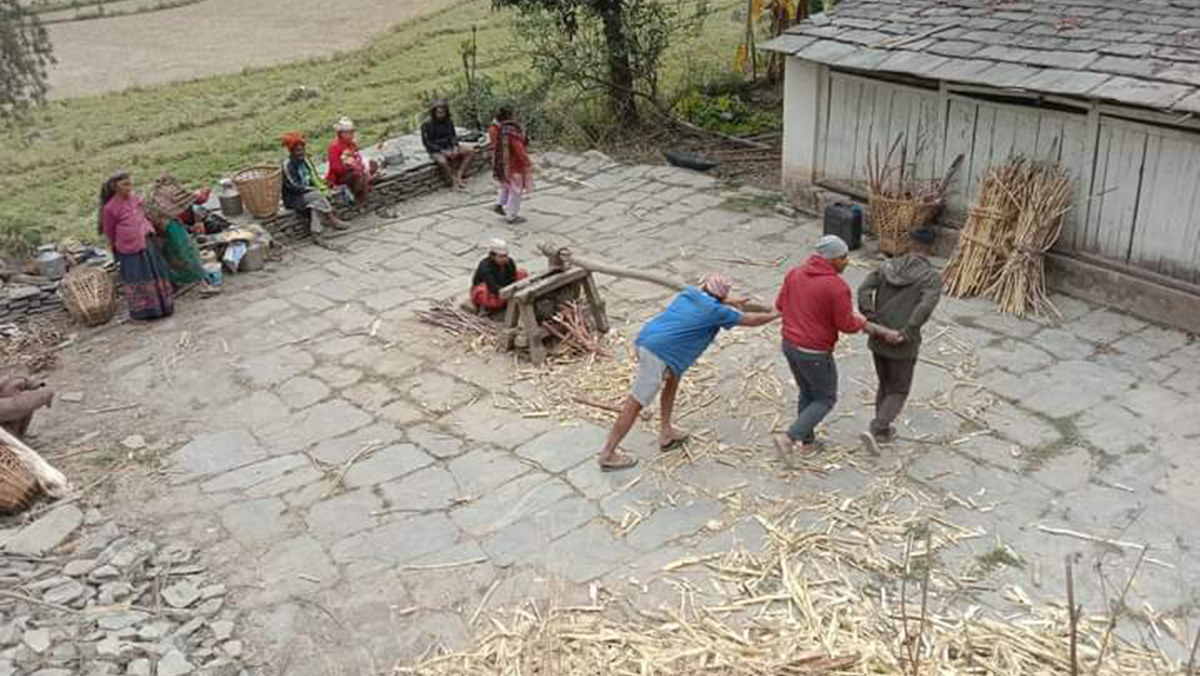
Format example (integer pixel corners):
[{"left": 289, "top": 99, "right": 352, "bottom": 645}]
[
  {"left": 867, "top": 192, "right": 942, "bottom": 255},
  {"left": 233, "top": 166, "right": 282, "bottom": 219},
  {"left": 60, "top": 265, "right": 116, "bottom": 327}
]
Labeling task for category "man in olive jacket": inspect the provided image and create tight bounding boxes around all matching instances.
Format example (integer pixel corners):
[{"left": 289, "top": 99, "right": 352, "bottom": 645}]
[{"left": 857, "top": 228, "right": 942, "bottom": 453}]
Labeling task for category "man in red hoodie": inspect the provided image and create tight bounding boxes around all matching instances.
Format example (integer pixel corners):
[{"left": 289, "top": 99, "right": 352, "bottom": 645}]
[{"left": 774, "top": 235, "right": 899, "bottom": 462}]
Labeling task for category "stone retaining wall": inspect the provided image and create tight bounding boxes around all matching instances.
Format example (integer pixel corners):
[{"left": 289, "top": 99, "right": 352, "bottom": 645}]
[
  {"left": 260, "top": 150, "right": 491, "bottom": 241},
  {"left": 0, "top": 285, "right": 64, "bottom": 324}
]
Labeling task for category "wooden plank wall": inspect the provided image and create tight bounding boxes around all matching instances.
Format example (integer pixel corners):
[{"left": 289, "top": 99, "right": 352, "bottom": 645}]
[
  {"left": 820, "top": 73, "right": 940, "bottom": 189},
  {"left": 1085, "top": 118, "right": 1200, "bottom": 284},
  {"left": 817, "top": 70, "right": 1200, "bottom": 284}
]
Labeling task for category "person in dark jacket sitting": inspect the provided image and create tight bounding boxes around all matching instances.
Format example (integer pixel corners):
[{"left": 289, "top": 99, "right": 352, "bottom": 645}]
[
  {"left": 421, "top": 99, "right": 475, "bottom": 190},
  {"left": 281, "top": 133, "right": 348, "bottom": 243},
  {"left": 856, "top": 228, "right": 943, "bottom": 454},
  {"left": 467, "top": 238, "right": 528, "bottom": 314}
]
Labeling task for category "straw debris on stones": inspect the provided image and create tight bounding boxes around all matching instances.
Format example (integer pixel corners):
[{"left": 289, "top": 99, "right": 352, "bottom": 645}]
[{"left": 400, "top": 475, "right": 1171, "bottom": 676}]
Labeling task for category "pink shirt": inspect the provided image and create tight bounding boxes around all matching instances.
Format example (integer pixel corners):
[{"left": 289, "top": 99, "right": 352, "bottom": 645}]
[{"left": 102, "top": 195, "right": 152, "bottom": 254}]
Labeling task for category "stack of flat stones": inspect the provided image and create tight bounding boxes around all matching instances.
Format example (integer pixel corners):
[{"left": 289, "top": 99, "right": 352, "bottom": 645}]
[
  {"left": 0, "top": 284, "right": 64, "bottom": 324},
  {"left": 0, "top": 505, "right": 253, "bottom": 676}
]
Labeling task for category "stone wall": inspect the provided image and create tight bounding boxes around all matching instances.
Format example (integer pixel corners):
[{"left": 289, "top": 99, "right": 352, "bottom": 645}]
[
  {"left": 260, "top": 149, "right": 491, "bottom": 242},
  {"left": 0, "top": 284, "right": 64, "bottom": 324}
]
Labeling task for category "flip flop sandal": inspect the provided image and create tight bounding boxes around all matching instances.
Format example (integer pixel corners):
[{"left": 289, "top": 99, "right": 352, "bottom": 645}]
[
  {"left": 600, "top": 453, "right": 640, "bottom": 472},
  {"left": 773, "top": 434, "right": 795, "bottom": 468},
  {"left": 659, "top": 435, "right": 691, "bottom": 452},
  {"left": 859, "top": 432, "right": 881, "bottom": 456}
]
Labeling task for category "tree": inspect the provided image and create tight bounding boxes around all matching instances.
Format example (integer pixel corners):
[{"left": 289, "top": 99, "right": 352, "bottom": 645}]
[
  {"left": 0, "top": 0, "right": 55, "bottom": 122},
  {"left": 494, "top": 0, "right": 698, "bottom": 127}
]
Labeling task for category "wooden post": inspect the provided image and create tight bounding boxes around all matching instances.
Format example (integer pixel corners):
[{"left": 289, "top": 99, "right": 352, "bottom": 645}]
[
  {"left": 581, "top": 272, "right": 610, "bottom": 334},
  {"left": 1066, "top": 556, "right": 1079, "bottom": 676},
  {"left": 519, "top": 301, "right": 546, "bottom": 365}
]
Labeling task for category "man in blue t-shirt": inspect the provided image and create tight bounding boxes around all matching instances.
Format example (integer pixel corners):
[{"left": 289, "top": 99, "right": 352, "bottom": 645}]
[{"left": 598, "top": 273, "right": 781, "bottom": 471}]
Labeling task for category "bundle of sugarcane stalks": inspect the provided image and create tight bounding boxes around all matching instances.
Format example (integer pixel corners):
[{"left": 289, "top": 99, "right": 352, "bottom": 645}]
[
  {"left": 415, "top": 299, "right": 499, "bottom": 339},
  {"left": 987, "top": 161, "right": 1073, "bottom": 316},
  {"left": 943, "top": 156, "right": 1073, "bottom": 317}
]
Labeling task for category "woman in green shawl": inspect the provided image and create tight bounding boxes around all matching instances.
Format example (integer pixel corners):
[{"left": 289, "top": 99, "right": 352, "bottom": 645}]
[{"left": 147, "top": 207, "right": 212, "bottom": 291}]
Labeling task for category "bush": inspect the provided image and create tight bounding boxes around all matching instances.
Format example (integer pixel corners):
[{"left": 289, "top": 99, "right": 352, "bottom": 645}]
[{"left": 672, "top": 89, "right": 777, "bottom": 137}]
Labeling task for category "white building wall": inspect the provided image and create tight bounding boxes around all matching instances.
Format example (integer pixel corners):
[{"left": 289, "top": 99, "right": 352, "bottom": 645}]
[
  {"left": 781, "top": 58, "right": 1200, "bottom": 283},
  {"left": 781, "top": 58, "right": 823, "bottom": 203}
]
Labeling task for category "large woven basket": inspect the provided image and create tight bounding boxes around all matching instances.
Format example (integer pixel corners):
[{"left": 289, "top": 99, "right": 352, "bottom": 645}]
[
  {"left": 232, "top": 166, "right": 282, "bottom": 219},
  {"left": 60, "top": 265, "right": 116, "bottom": 327},
  {"left": 146, "top": 174, "right": 194, "bottom": 220},
  {"left": 867, "top": 192, "right": 942, "bottom": 256},
  {"left": 0, "top": 444, "right": 39, "bottom": 515}
]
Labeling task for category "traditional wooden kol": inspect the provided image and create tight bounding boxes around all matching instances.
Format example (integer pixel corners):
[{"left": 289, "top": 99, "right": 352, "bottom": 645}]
[{"left": 497, "top": 247, "right": 610, "bottom": 366}]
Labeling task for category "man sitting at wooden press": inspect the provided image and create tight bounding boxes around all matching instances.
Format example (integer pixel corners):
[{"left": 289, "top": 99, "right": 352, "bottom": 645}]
[
  {"left": 465, "top": 238, "right": 528, "bottom": 314},
  {"left": 595, "top": 274, "right": 780, "bottom": 472}
]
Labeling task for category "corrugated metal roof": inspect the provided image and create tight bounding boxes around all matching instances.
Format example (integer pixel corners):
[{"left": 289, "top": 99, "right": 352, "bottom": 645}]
[{"left": 760, "top": 0, "right": 1200, "bottom": 112}]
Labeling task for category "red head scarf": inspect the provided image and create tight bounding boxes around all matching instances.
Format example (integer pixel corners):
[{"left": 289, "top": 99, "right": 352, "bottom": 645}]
[{"left": 281, "top": 132, "right": 307, "bottom": 151}]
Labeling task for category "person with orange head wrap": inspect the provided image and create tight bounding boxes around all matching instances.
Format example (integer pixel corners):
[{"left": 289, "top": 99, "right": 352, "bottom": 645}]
[{"left": 281, "top": 132, "right": 347, "bottom": 242}]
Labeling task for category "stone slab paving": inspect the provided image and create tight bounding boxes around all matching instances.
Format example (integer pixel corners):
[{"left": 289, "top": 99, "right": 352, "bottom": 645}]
[{"left": 73, "top": 151, "right": 1199, "bottom": 674}]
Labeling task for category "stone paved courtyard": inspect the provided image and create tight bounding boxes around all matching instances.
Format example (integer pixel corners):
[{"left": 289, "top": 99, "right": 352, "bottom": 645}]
[{"left": 34, "top": 152, "right": 1200, "bottom": 674}]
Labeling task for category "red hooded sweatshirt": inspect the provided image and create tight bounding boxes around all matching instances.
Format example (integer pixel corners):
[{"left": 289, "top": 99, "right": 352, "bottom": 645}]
[{"left": 776, "top": 255, "right": 866, "bottom": 352}]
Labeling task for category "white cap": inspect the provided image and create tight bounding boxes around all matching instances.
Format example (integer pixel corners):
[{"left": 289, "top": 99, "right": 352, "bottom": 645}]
[
  {"left": 333, "top": 117, "right": 355, "bottom": 132},
  {"left": 486, "top": 238, "right": 508, "bottom": 255}
]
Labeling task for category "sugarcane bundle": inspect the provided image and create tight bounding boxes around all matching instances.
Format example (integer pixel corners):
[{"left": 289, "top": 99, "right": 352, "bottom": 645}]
[
  {"left": 943, "top": 158, "right": 1025, "bottom": 298},
  {"left": 986, "top": 160, "right": 1073, "bottom": 317}
]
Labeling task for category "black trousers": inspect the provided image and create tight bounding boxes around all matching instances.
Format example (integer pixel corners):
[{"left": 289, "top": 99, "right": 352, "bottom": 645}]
[{"left": 872, "top": 353, "right": 916, "bottom": 434}]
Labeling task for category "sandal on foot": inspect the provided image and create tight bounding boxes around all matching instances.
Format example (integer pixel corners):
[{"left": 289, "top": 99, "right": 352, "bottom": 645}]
[
  {"left": 599, "top": 453, "right": 640, "bottom": 472},
  {"left": 659, "top": 434, "right": 691, "bottom": 452},
  {"left": 773, "top": 433, "right": 796, "bottom": 468}
]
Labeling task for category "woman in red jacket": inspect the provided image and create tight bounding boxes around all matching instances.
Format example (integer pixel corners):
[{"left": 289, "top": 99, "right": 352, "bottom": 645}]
[
  {"left": 487, "top": 106, "right": 533, "bottom": 225},
  {"left": 325, "top": 117, "right": 379, "bottom": 204}
]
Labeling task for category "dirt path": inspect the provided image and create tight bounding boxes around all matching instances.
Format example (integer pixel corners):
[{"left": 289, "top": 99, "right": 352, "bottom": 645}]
[{"left": 45, "top": 0, "right": 463, "bottom": 99}]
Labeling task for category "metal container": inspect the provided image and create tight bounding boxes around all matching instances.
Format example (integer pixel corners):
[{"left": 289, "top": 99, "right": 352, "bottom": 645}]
[
  {"left": 238, "top": 242, "right": 266, "bottom": 272},
  {"left": 35, "top": 246, "right": 67, "bottom": 280},
  {"left": 203, "top": 262, "right": 223, "bottom": 286},
  {"left": 823, "top": 202, "right": 863, "bottom": 251},
  {"left": 217, "top": 178, "right": 243, "bottom": 217}
]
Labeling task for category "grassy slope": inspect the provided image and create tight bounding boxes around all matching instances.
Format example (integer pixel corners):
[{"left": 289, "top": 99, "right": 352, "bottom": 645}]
[{"left": 0, "top": 0, "right": 746, "bottom": 250}]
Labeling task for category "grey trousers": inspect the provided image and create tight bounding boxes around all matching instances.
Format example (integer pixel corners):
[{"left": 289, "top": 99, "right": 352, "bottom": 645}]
[{"left": 782, "top": 342, "right": 838, "bottom": 444}]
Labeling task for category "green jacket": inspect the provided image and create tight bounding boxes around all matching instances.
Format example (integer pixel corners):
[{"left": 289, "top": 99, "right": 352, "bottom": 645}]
[{"left": 857, "top": 254, "right": 942, "bottom": 360}]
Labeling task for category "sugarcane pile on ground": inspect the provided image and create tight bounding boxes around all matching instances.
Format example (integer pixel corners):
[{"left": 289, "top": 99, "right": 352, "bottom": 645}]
[
  {"left": 416, "top": 298, "right": 609, "bottom": 360},
  {"left": 399, "top": 474, "right": 1176, "bottom": 676},
  {"left": 943, "top": 157, "right": 1073, "bottom": 317}
]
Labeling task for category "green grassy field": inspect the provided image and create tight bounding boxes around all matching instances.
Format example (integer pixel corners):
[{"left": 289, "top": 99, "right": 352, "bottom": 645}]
[{"left": 0, "top": 0, "right": 748, "bottom": 251}]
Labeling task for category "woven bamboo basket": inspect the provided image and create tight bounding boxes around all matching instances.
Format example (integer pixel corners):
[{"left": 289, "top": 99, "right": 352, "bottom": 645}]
[
  {"left": 147, "top": 174, "right": 194, "bottom": 219},
  {"left": 232, "top": 166, "right": 282, "bottom": 219},
  {"left": 0, "top": 444, "right": 40, "bottom": 514},
  {"left": 60, "top": 265, "right": 116, "bottom": 327},
  {"left": 867, "top": 192, "right": 942, "bottom": 256}
]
